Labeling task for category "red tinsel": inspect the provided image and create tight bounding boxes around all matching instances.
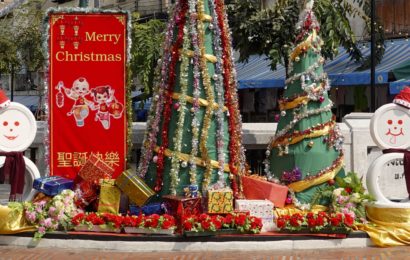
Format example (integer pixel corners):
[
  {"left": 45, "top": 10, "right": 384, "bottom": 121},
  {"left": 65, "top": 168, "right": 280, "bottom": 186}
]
[
  {"left": 154, "top": 0, "right": 189, "bottom": 192},
  {"left": 215, "top": 0, "right": 240, "bottom": 197}
]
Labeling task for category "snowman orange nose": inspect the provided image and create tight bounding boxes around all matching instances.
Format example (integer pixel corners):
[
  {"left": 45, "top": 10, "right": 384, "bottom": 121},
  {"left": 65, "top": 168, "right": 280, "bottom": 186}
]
[
  {"left": 10, "top": 129, "right": 13, "bottom": 132},
  {"left": 394, "top": 127, "right": 397, "bottom": 129}
]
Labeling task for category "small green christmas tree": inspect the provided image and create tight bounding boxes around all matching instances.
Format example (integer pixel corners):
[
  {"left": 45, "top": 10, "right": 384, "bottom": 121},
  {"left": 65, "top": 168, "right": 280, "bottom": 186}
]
[
  {"left": 265, "top": 0, "right": 344, "bottom": 209},
  {"left": 137, "top": 0, "right": 246, "bottom": 198}
]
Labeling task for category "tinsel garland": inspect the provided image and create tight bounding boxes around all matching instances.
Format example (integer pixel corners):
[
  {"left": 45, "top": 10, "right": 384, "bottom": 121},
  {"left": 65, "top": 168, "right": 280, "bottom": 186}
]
[
  {"left": 209, "top": 0, "right": 227, "bottom": 186},
  {"left": 137, "top": 5, "right": 177, "bottom": 180},
  {"left": 154, "top": 0, "right": 188, "bottom": 192},
  {"left": 269, "top": 120, "right": 335, "bottom": 149},
  {"left": 168, "top": 20, "right": 191, "bottom": 194},
  {"left": 43, "top": 8, "right": 132, "bottom": 176},
  {"left": 197, "top": 0, "right": 215, "bottom": 191},
  {"left": 187, "top": 0, "right": 201, "bottom": 186},
  {"left": 215, "top": 0, "right": 243, "bottom": 197}
]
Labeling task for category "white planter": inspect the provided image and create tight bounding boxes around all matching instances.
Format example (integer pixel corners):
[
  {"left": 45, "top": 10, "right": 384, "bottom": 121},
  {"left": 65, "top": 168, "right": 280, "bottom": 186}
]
[
  {"left": 123, "top": 227, "right": 175, "bottom": 235},
  {"left": 73, "top": 224, "right": 121, "bottom": 233}
]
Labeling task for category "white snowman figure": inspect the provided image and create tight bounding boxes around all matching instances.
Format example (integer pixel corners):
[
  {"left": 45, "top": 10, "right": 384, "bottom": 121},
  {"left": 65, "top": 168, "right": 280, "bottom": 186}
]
[
  {"left": 0, "top": 90, "right": 39, "bottom": 201},
  {"left": 367, "top": 87, "right": 410, "bottom": 208}
]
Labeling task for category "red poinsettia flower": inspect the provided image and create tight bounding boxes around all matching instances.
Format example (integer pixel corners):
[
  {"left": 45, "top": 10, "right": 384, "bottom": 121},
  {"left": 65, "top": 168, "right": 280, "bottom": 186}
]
[
  {"left": 276, "top": 217, "right": 286, "bottom": 229},
  {"left": 183, "top": 220, "right": 193, "bottom": 231},
  {"left": 307, "top": 218, "right": 316, "bottom": 227},
  {"left": 330, "top": 217, "right": 341, "bottom": 226},
  {"left": 234, "top": 214, "right": 247, "bottom": 226},
  {"left": 250, "top": 216, "right": 263, "bottom": 230},
  {"left": 211, "top": 216, "right": 223, "bottom": 230},
  {"left": 316, "top": 215, "right": 325, "bottom": 226},
  {"left": 343, "top": 213, "right": 354, "bottom": 227},
  {"left": 201, "top": 220, "right": 211, "bottom": 231},
  {"left": 71, "top": 213, "right": 85, "bottom": 226},
  {"left": 344, "top": 187, "right": 353, "bottom": 194}
]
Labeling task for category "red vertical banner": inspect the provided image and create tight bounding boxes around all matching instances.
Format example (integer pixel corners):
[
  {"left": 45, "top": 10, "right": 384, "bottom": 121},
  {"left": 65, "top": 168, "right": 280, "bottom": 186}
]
[{"left": 48, "top": 12, "right": 127, "bottom": 179}]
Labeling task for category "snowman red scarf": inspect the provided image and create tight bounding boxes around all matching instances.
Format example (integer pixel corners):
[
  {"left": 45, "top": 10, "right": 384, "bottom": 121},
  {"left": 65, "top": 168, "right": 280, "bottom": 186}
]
[{"left": 0, "top": 152, "right": 25, "bottom": 201}]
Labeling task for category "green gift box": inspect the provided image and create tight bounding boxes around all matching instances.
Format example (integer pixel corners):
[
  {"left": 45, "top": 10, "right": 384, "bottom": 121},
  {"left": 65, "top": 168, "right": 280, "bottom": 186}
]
[{"left": 115, "top": 169, "right": 155, "bottom": 206}]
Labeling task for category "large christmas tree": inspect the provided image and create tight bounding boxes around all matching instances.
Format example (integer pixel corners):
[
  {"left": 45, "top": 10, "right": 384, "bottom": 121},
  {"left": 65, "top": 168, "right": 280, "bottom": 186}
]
[
  {"left": 265, "top": 0, "right": 344, "bottom": 209},
  {"left": 137, "top": 0, "right": 245, "bottom": 198}
]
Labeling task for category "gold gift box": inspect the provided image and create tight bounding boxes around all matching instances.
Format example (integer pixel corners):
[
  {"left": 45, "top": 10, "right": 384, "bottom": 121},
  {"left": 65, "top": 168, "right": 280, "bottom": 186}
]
[
  {"left": 115, "top": 170, "right": 155, "bottom": 206},
  {"left": 98, "top": 179, "right": 121, "bottom": 214},
  {"left": 207, "top": 189, "right": 234, "bottom": 214}
]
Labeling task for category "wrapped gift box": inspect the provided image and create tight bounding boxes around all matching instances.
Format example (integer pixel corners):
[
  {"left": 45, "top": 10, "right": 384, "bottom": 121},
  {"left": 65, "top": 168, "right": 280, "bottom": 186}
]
[
  {"left": 162, "top": 195, "right": 202, "bottom": 226},
  {"left": 33, "top": 176, "right": 73, "bottom": 196},
  {"left": 98, "top": 179, "right": 121, "bottom": 214},
  {"left": 235, "top": 199, "right": 275, "bottom": 232},
  {"left": 78, "top": 154, "right": 114, "bottom": 184},
  {"left": 115, "top": 169, "right": 155, "bottom": 206},
  {"left": 129, "top": 202, "right": 166, "bottom": 216},
  {"left": 74, "top": 180, "right": 99, "bottom": 210},
  {"left": 207, "top": 188, "right": 233, "bottom": 214},
  {"left": 242, "top": 175, "right": 288, "bottom": 208}
]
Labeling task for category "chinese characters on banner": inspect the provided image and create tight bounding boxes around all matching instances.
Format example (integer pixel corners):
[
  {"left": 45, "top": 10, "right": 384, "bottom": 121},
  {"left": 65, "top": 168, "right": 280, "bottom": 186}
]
[{"left": 48, "top": 12, "right": 127, "bottom": 179}]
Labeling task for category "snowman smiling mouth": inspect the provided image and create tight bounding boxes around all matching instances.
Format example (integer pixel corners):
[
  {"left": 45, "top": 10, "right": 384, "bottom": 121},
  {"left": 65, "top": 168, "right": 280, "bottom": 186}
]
[
  {"left": 386, "top": 128, "right": 404, "bottom": 137},
  {"left": 4, "top": 135, "right": 18, "bottom": 140}
]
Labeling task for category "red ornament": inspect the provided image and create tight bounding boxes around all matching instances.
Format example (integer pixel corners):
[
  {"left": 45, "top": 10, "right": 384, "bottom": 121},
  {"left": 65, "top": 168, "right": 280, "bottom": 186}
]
[
  {"left": 327, "top": 179, "right": 335, "bottom": 186},
  {"left": 173, "top": 102, "right": 180, "bottom": 110},
  {"left": 56, "top": 90, "right": 64, "bottom": 108},
  {"left": 108, "top": 101, "right": 124, "bottom": 119},
  {"left": 319, "top": 96, "right": 325, "bottom": 103}
]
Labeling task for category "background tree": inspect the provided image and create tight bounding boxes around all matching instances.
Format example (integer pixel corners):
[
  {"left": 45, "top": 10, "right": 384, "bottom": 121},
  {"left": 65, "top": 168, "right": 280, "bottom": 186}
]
[
  {"left": 227, "top": 0, "right": 385, "bottom": 77},
  {"left": 0, "top": 0, "right": 45, "bottom": 77},
  {"left": 266, "top": 0, "right": 345, "bottom": 209},
  {"left": 130, "top": 12, "right": 166, "bottom": 102}
]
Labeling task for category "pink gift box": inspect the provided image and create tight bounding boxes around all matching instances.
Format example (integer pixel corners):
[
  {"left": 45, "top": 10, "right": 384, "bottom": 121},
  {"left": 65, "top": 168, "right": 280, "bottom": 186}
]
[{"left": 242, "top": 175, "right": 288, "bottom": 208}]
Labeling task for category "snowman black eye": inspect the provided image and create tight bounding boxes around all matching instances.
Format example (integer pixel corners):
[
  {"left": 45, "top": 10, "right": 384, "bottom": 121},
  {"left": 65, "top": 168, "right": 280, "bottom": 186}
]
[
  {"left": 3, "top": 121, "right": 8, "bottom": 126},
  {"left": 398, "top": 120, "right": 403, "bottom": 125},
  {"left": 14, "top": 121, "right": 20, "bottom": 126}
]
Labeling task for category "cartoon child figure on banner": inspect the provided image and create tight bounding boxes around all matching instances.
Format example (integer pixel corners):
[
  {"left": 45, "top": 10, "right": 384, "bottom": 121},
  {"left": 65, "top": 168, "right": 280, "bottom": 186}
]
[
  {"left": 0, "top": 90, "right": 39, "bottom": 201},
  {"left": 90, "top": 85, "right": 115, "bottom": 130},
  {"left": 56, "top": 77, "right": 93, "bottom": 127},
  {"left": 368, "top": 87, "right": 410, "bottom": 205}
]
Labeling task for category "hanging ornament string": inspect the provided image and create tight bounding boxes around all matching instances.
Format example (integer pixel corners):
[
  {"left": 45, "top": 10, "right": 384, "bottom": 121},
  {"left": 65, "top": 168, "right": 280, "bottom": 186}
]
[
  {"left": 187, "top": 0, "right": 201, "bottom": 186},
  {"left": 155, "top": 0, "right": 189, "bottom": 192},
  {"left": 137, "top": 4, "right": 178, "bottom": 179},
  {"left": 197, "top": 0, "right": 215, "bottom": 191},
  {"left": 168, "top": 20, "right": 191, "bottom": 195},
  {"left": 209, "top": 0, "right": 227, "bottom": 187}
]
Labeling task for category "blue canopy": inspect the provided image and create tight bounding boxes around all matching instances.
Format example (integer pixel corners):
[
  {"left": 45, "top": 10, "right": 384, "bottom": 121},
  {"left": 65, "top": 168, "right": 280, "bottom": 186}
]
[{"left": 235, "top": 38, "right": 410, "bottom": 90}]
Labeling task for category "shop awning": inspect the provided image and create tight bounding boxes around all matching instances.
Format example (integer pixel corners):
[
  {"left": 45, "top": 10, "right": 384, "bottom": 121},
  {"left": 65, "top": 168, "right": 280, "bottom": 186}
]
[
  {"left": 236, "top": 38, "right": 410, "bottom": 89},
  {"left": 389, "top": 59, "right": 410, "bottom": 94}
]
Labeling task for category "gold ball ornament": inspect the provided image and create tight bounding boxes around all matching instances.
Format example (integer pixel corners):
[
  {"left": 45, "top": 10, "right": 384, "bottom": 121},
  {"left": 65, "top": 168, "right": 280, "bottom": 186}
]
[{"left": 295, "top": 56, "right": 300, "bottom": 62}]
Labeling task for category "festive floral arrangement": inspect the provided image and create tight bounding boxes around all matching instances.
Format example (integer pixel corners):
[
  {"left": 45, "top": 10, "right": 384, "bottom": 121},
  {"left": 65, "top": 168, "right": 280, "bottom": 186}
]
[
  {"left": 311, "top": 172, "right": 374, "bottom": 223},
  {"left": 182, "top": 213, "right": 263, "bottom": 234},
  {"left": 71, "top": 213, "right": 177, "bottom": 232},
  {"left": 71, "top": 212, "right": 123, "bottom": 230},
  {"left": 23, "top": 190, "right": 81, "bottom": 239},
  {"left": 276, "top": 211, "right": 354, "bottom": 233}
]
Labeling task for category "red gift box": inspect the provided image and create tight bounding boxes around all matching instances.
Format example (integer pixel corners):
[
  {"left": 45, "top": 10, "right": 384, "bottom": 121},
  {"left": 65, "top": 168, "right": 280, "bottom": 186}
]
[
  {"left": 162, "top": 195, "right": 202, "bottom": 227},
  {"left": 242, "top": 175, "right": 289, "bottom": 208},
  {"left": 77, "top": 153, "right": 114, "bottom": 184}
]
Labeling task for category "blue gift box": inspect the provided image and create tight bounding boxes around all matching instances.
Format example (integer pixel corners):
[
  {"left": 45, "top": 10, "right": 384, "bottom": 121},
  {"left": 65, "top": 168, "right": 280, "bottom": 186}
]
[
  {"left": 33, "top": 176, "right": 74, "bottom": 196},
  {"left": 129, "top": 202, "right": 167, "bottom": 216}
]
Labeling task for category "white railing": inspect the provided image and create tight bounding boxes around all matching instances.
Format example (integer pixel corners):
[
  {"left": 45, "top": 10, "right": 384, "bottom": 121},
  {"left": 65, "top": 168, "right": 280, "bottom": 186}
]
[{"left": 30, "top": 113, "right": 378, "bottom": 180}]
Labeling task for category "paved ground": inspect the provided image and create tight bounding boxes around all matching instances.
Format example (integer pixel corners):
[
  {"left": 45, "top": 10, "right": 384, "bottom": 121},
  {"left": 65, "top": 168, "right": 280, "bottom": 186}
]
[{"left": 0, "top": 246, "right": 410, "bottom": 260}]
